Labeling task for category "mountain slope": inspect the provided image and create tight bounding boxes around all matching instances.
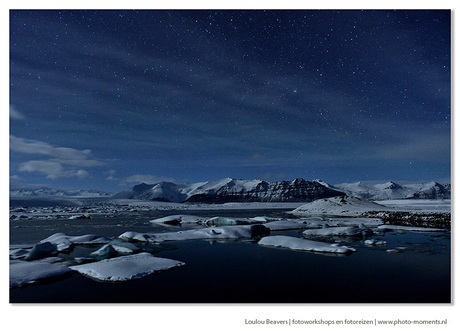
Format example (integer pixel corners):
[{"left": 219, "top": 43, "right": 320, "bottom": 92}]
[
  {"left": 113, "top": 178, "right": 345, "bottom": 203},
  {"left": 335, "top": 181, "right": 450, "bottom": 200}
]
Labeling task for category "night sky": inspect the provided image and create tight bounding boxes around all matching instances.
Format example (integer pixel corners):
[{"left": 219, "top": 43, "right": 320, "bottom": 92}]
[{"left": 9, "top": 10, "right": 451, "bottom": 192}]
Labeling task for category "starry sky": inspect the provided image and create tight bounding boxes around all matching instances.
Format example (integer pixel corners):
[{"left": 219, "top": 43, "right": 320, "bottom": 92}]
[{"left": 9, "top": 10, "right": 451, "bottom": 192}]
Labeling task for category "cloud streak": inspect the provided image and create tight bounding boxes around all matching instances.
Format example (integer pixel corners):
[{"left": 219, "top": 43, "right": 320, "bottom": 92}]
[{"left": 11, "top": 135, "right": 103, "bottom": 180}]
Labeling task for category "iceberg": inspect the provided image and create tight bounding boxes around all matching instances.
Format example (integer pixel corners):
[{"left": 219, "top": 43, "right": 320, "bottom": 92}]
[
  {"left": 10, "top": 260, "right": 72, "bottom": 288},
  {"left": 70, "top": 252, "right": 184, "bottom": 281},
  {"left": 204, "top": 216, "right": 249, "bottom": 226},
  {"left": 119, "top": 224, "right": 270, "bottom": 243},
  {"left": 377, "top": 225, "right": 446, "bottom": 232},
  {"left": 386, "top": 247, "right": 408, "bottom": 254},
  {"left": 107, "top": 239, "right": 141, "bottom": 254},
  {"left": 258, "top": 235, "right": 356, "bottom": 254},
  {"left": 25, "top": 242, "right": 58, "bottom": 261},
  {"left": 10, "top": 248, "right": 30, "bottom": 260},
  {"left": 40, "top": 233, "right": 111, "bottom": 252},
  {"left": 302, "top": 226, "right": 373, "bottom": 238},
  {"left": 264, "top": 219, "right": 324, "bottom": 231},
  {"left": 364, "top": 239, "right": 387, "bottom": 246},
  {"left": 150, "top": 214, "right": 207, "bottom": 225},
  {"left": 90, "top": 244, "right": 118, "bottom": 260}
]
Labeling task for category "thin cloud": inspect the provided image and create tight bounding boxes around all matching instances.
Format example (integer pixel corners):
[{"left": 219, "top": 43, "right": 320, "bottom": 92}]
[
  {"left": 11, "top": 135, "right": 103, "bottom": 180},
  {"left": 10, "top": 105, "right": 25, "bottom": 120},
  {"left": 18, "top": 160, "right": 90, "bottom": 179}
]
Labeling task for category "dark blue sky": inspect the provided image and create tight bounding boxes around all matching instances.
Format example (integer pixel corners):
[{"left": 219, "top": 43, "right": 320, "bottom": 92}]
[{"left": 10, "top": 10, "right": 451, "bottom": 192}]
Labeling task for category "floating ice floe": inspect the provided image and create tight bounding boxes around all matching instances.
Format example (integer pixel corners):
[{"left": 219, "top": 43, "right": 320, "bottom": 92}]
[
  {"left": 119, "top": 224, "right": 270, "bottom": 243},
  {"left": 264, "top": 219, "right": 324, "bottom": 231},
  {"left": 40, "top": 233, "right": 111, "bottom": 252},
  {"left": 69, "top": 214, "right": 91, "bottom": 220},
  {"left": 10, "top": 260, "right": 72, "bottom": 288},
  {"left": 325, "top": 217, "right": 384, "bottom": 228},
  {"left": 386, "top": 247, "right": 408, "bottom": 254},
  {"left": 364, "top": 239, "right": 387, "bottom": 246},
  {"left": 107, "top": 239, "right": 141, "bottom": 254},
  {"left": 25, "top": 242, "right": 58, "bottom": 261},
  {"left": 258, "top": 235, "right": 356, "bottom": 254},
  {"left": 377, "top": 225, "right": 446, "bottom": 232},
  {"left": 90, "top": 244, "right": 118, "bottom": 260},
  {"left": 150, "top": 214, "right": 207, "bottom": 225},
  {"left": 302, "top": 226, "right": 373, "bottom": 238},
  {"left": 204, "top": 216, "right": 250, "bottom": 226},
  {"left": 70, "top": 252, "right": 184, "bottom": 281},
  {"left": 10, "top": 248, "right": 31, "bottom": 260}
]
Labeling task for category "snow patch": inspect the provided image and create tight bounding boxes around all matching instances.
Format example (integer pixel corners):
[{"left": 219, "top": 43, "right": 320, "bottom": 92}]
[{"left": 291, "top": 196, "right": 386, "bottom": 216}]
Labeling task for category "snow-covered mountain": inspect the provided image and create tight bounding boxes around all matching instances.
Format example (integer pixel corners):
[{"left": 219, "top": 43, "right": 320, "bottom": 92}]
[
  {"left": 334, "top": 181, "right": 450, "bottom": 200},
  {"left": 113, "top": 178, "right": 346, "bottom": 203},
  {"left": 10, "top": 186, "right": 112, "bottom": 198}
]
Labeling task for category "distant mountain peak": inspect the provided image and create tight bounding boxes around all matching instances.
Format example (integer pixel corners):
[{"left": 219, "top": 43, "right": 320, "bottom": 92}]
[
  {"left": 335, "top": 180, "right": 450, "bottom": 200},
  {"left": 113, "top": 177, "right": 345, "bottom": 203}
]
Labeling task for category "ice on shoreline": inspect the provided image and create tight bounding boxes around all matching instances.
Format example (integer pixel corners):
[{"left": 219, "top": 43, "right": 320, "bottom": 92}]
[
  {"left": 70, "top": 252, "right": 184, "bottom": 281},
  {"left": 291, "top": 196, "right": 387, "bottom": 216},
  {"left": 10, "top": 260, "right": 72, "bottom": 288},
  {"left": 119, "top": 224, "right": 270, "bottom": 243},
  {"left": 258, "top": 235, "right": 356, "bottom": 254}
]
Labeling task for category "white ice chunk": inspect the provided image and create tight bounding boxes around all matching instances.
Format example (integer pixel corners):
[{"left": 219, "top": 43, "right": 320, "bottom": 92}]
[
  {"left": 10, "top": 260, "right": 72, "bottom": 288},
  {"left": 258, "top": 235, "right": 356, "bottom": 254},
  {"left": 90, "top": 244, "right": 118, "bottom": 260},
  {"left": 40, "top": 233, "right": 111, "bottom": 252},
  {"left": 70, "top": 252, "right": 184, "bottom": 281},
  {"left": 323, "top": 217, "right": 384, "bottom": 228},
  {"left": 25, "top": 242, "right": 58, "bottom": 261},
  {"left": 386, "top": 247, "right": 407, "bottom": 253},
  {"left": 69, "top": 214, "right": 91, "bottom": 220},
  {"left": 249, "top": 216, "right": 268, "bottom": 223},
  {"left": 204, "top": 216, "right": 252, "bottom": 226},
  {"left": 10, "top": 248, "right": 30, "bottom": 260},
  {"left": 302, "top": 226, "right": 372, "bottom": 237},
  {"left": 377, "top": 225, "right": 446, "bottom": 232},
  {"left": 150, "top": 214, "right": 207, "bottom": 225},
  {"left": 119, "top": 224, "right": 270, "bottom": 243},
  {"left": 265, "top": 219, "right": 324, "bottom": 231},
  {"left": 364, "top": 239, "right": 387, "bottom": 246}
]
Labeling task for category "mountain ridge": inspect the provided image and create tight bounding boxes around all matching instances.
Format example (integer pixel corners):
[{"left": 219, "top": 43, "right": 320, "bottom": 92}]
[
  {"left": 113, "top": 178, "right": 346, "bottom": 203},
  {"left": 334, "top": 180, "right": 450, "bottom": 200}
]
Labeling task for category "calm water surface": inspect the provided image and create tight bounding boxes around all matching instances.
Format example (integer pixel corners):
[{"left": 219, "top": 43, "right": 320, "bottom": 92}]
[{"left": 10, "top": 209, "right": 451, "bottom": 303}]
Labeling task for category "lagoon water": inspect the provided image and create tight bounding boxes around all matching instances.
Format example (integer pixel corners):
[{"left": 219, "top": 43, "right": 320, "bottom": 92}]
[{"left": 10, "top": 207, "right": 451, "bottom": 303}]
